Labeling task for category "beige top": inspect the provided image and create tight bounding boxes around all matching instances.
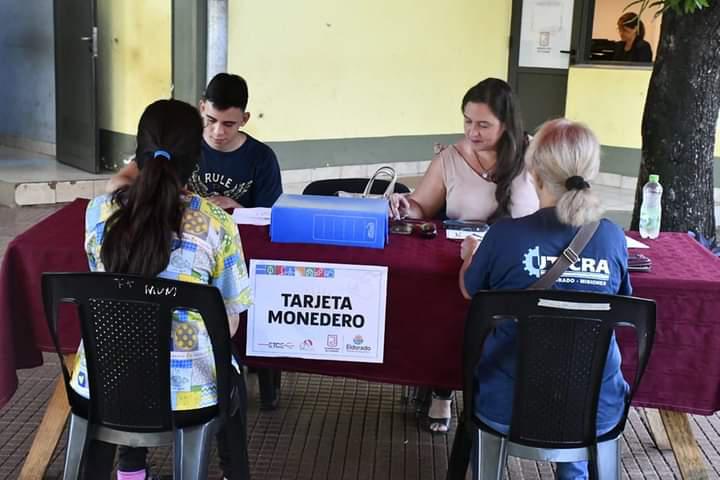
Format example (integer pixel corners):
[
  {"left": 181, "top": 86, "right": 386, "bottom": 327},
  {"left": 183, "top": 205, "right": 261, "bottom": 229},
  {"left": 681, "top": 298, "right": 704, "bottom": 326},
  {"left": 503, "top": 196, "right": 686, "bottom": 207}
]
[{"left": 439, "top": 145, "right": 539, "bottom": 221}]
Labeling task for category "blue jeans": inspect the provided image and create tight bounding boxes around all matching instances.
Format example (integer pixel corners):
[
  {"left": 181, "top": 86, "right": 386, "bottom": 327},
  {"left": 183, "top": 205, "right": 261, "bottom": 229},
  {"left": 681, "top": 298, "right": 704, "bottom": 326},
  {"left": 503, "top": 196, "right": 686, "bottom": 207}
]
[{"left": 477, "top": 415, "right": 613, "bottom": 480}]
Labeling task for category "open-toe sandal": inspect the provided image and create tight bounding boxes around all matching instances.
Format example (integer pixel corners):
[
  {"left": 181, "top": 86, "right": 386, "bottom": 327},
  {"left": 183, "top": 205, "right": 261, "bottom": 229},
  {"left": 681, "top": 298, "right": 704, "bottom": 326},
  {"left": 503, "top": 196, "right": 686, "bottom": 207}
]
[{"left": 427, "top": 394, "right": 453, "bottom": 433}]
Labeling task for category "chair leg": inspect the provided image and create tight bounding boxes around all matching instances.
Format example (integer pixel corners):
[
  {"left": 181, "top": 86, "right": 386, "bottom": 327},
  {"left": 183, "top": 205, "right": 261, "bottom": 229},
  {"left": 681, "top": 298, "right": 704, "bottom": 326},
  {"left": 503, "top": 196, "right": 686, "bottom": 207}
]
[
  {"left": 472, "top": 430, "right": 507, "bottom": 480},
  {"left": 401, "top": 385, "right": 410, "bottom": 403},
  {"left": 173, "top": 422, "right": 217, "bottom": 480},
  {"left": 595, "top": 438, "right": 621, "bottom": 480},
  {"left": 447, "top": 416, "right": 473, "bottom": 480},
  {"left": 63, "top": 414, "right": 88, "bottom": 480}
]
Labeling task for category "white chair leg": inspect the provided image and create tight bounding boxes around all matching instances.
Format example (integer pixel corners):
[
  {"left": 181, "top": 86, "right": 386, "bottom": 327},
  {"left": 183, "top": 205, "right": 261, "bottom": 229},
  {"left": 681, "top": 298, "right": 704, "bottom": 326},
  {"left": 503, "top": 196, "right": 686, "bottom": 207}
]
[
  {"left": 173, "top": 422, "right": 216, "bottom": 480},
  {"left": 63, "top": 414, "right": 88, "bottom": 480},
  {"left": 596, "top": 438, "right": 621, "bottom": 479},
  {"left": 472, "top": 430, "right": 507, "bottom": 480}
]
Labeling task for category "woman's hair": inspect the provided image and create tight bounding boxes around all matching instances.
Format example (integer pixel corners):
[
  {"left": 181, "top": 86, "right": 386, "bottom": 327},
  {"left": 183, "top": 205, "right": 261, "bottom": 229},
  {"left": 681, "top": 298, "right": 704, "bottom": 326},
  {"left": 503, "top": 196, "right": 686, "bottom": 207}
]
[
  {"left": 461, "top": 78, "right": 526, "bottom": 222},
  {"left": 618, "top": 12, "right": 645, "bottom": 40},
  {"left": 525, "top": 118, "right": 603, "bottom": 227},
  {"left": 101, "top": 99, "right": 203, "bottom": 277}
]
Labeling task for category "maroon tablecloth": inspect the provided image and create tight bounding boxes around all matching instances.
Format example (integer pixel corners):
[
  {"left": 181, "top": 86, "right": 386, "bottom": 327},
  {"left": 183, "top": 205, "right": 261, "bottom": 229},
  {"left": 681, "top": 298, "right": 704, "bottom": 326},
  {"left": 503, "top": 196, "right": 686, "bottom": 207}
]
[{"left": 1, "top": 199, "right": 720, "bottom": 415}]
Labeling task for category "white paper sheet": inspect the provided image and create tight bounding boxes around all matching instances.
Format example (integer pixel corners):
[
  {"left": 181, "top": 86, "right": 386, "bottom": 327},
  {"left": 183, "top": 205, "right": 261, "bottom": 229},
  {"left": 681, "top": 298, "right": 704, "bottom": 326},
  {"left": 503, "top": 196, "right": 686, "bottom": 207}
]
[
  {"left": 232, "top": 207, "right": 271, "bottom": 225},
  {"left": 625, "top": 236, "right": 649, "bottom": 249},
  {"left": 446, "top": 229, "right": 487, "bottom": 241},
  {"left": 518, "top": 0, "right": 574, "bottom": 69}
]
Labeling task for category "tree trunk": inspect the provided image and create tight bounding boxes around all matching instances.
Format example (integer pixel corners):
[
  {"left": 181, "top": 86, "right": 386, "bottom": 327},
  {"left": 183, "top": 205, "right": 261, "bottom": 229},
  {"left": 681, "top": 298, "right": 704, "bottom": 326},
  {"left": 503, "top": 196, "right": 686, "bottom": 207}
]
[{"left": 631, "top": 4, "right": 720, "bottom": 238}]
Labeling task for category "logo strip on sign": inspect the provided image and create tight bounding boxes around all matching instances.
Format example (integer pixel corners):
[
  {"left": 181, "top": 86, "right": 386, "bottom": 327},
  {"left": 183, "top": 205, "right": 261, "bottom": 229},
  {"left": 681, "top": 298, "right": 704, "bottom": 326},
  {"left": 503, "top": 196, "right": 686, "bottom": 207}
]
[{"left": 255, "top": 264, "right": 335, "bottom": 278}]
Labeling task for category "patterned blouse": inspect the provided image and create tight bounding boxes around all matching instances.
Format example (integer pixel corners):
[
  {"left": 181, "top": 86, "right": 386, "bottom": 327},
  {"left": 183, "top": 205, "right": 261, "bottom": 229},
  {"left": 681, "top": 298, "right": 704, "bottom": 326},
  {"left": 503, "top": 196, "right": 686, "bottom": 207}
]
[{"left": 70, "top": 193, "right": 252, "bottom": 410}]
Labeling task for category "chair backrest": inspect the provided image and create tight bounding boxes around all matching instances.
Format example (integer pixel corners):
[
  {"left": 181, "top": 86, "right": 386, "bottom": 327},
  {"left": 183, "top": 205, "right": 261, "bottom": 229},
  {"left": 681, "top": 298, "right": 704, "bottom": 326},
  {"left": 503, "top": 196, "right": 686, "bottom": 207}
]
[
  {"left": 462, "top": 289, "right": 655, "bottom": 449},
  {"left": 42, "top": 272, "right": 233, "bottom": 433},
  {"left": 302, "top": 178, "right": 410, "bottom": 196}
]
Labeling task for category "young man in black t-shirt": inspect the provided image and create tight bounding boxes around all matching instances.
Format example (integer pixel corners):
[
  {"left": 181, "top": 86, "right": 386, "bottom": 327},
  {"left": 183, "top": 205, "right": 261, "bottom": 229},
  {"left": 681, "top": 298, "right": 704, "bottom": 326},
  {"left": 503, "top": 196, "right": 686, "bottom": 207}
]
[
  {"left": 187, "top": 73, "right": 283, "bottom": 209},
  {"left": 109, "top": 73, "right": 283, "bottom": 209},
  {"left": 108, "top": 73, "right": 284, "bottom": 410}
]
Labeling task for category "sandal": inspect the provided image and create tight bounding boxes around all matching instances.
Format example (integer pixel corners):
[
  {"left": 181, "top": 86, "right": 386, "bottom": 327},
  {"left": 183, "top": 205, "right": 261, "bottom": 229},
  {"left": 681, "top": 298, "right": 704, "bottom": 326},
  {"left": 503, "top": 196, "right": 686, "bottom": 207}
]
[{"left": 427, "top": 393, "right": 453, "bottom": 433}]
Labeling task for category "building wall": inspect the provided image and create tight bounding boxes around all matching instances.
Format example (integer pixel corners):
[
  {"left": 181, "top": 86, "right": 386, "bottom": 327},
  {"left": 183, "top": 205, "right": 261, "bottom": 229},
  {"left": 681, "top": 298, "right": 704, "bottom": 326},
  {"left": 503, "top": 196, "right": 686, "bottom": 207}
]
[
  {"left": 95, "top": 0, "right": 172, "bottom": 169},
  {"left": 227, "top": 0, "right": 513, "bottom": 143},
  {"left": 97, "top": 0, "right": 172, "bottom": 136},
  {"left": 565, "top": 65, "right": 720, "bottom": 183},
  {"left": 0, "top": 0, "right": 55, "bottom": 148},
  {"left": 566, "top": 65, "right": 720, "bottom": 154}
]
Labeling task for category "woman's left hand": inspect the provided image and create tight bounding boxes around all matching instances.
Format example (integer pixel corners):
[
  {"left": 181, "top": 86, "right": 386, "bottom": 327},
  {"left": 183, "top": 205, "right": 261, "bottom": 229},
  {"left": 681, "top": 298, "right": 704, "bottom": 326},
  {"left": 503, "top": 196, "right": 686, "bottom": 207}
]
[{"left": 460, "top": 236, "right": 480, "bottom": 261}]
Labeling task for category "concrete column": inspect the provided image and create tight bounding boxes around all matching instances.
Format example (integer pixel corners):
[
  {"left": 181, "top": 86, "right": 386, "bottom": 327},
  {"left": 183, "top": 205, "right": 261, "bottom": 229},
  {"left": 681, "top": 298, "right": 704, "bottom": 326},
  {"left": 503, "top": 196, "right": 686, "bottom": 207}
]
[{"left": 206, "top": 0, "right": 228, "bottom": 83}]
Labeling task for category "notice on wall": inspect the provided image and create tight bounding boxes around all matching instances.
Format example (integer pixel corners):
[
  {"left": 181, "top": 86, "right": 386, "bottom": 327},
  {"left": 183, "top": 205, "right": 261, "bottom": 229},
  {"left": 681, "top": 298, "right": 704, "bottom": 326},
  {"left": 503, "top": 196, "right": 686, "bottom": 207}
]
[
  {"left": 518, "top": 0, "right": 575, "bottom": 69},
  {"left": 246, "top": 260, "right": 388, "bottom": 363}
]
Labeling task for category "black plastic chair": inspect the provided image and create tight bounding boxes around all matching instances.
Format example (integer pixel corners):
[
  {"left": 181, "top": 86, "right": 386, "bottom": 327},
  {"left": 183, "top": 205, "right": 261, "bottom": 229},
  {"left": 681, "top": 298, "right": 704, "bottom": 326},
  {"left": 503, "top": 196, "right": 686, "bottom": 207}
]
[
  {"left": 302, "top": 178, "right": 410, "bottom": 196},
  {"left": 448, "top": 289, "right": 655, "bottom": 480},
  {"left": 42, "top": 272, "right": 240, "bottom": 479}
]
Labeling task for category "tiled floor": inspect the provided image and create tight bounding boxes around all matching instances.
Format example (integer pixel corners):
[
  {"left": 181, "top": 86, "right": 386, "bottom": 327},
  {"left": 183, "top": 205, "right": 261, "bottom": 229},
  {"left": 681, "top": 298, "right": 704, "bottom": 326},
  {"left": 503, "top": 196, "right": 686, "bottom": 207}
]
[{"left": 1, "top": 185, "right": 719, "bottom": 479}]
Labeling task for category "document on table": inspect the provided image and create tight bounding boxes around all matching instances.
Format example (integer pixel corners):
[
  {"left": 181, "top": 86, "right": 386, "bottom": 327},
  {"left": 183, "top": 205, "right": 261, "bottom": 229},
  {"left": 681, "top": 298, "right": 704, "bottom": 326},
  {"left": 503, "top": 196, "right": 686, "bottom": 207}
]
[
  {"left": 446, "top": 229, "right": 487, "bottom": 241},
  {"left": 232, "top": 207, "right": 271, "bottom": 225},
  {"left": 625, "top": 236, "right": 649, "bottom": 249}
]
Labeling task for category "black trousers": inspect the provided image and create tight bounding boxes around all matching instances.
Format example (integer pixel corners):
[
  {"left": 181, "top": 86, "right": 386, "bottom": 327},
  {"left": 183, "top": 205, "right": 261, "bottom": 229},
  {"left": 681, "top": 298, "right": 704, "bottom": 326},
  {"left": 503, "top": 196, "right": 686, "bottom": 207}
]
[
  {"left": 81, "top": 368, "right": 250, "bottom": 479},
  {"left": 257, "top": 367, "right": 282, "bottom": 406}
]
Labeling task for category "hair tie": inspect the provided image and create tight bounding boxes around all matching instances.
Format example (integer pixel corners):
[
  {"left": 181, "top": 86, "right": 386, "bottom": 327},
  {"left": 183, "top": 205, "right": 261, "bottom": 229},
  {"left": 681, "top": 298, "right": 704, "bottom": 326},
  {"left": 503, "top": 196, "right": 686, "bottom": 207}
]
[
  {"left": 153, "top": 150, "right": 171, "bottom": 160},
  {"left": 565, "top": 175, "right": 590, "bottom": 191}
]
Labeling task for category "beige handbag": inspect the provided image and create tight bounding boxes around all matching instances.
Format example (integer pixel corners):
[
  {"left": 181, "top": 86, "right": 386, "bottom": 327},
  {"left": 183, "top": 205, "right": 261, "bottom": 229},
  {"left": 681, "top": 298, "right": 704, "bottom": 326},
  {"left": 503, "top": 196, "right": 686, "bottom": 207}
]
[{"left": 337, "top": 166, "right": 398, "bottom": 199}]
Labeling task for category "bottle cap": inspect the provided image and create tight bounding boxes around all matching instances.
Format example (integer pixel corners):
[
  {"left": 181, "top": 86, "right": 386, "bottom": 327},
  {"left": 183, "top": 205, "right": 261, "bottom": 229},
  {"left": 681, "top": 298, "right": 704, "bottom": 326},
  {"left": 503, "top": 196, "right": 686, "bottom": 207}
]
[{"left": 649, "top": 174, "right": 659, "bottom": 183}]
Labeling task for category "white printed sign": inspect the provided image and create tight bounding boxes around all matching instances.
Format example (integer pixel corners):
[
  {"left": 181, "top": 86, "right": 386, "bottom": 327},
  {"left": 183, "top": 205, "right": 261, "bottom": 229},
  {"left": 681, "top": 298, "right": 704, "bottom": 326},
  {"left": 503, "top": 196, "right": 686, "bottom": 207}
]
[
  {"left": 247, "top": 260, "right": 388, "bottom": 363},
  {"left": 518, "top": 0, "right": 575, "bottom": 69}
]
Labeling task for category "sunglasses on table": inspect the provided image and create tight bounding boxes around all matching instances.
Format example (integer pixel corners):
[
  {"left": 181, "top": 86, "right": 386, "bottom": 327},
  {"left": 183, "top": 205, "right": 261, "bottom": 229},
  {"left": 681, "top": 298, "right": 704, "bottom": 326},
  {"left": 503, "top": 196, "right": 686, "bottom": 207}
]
[{"left": 389, "top": 220, "right": 437, "bottom": 239}]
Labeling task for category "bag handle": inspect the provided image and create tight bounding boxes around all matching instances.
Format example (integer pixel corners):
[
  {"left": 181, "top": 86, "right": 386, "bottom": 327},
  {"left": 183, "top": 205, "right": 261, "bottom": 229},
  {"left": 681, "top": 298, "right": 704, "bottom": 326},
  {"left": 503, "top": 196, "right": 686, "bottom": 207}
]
[
  {"left": 363, "top": 166, "right": 397, "bottom": 198},
  {"left": 530, "top": 221, "right": 600, "bottom": 289}
]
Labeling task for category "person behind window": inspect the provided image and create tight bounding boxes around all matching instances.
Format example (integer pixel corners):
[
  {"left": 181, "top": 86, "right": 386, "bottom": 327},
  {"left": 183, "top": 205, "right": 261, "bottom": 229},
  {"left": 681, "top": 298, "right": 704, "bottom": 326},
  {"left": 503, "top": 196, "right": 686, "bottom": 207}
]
[
  {"left": 388, "top": 78, "right": 539, "bottom": 434},
  {"left": 459, "top": 118, "right": 631, "bottom": 480},
  {"left": 613, "top": 12, "right": 653, "bottom": 62},
  {"left": 73, "top": 99, "right": 251, "bottom": 480}
]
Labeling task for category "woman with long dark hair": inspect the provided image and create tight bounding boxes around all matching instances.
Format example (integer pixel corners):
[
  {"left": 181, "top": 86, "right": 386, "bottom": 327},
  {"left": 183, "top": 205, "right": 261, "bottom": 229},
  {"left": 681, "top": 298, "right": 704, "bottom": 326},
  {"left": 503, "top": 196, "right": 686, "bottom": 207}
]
[
  {"left": 70, "top": 99, "right": 251, "bottom": 479},
  {"left": 389, "top": 78, "right": 539, "bottom": 433},
  {"left": 389, "top": 77, "right": 538, "bottom": 224}
]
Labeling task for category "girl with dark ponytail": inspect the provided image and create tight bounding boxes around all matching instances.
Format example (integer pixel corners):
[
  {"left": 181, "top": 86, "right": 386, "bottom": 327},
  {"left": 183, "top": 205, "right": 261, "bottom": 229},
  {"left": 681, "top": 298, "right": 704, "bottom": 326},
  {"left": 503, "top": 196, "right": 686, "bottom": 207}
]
[
  {"left": 71, "top": 99, "right": 252, "bottom": 479},
  {"left": 101, "top": 100, "right": 202, "bottom": 277}
]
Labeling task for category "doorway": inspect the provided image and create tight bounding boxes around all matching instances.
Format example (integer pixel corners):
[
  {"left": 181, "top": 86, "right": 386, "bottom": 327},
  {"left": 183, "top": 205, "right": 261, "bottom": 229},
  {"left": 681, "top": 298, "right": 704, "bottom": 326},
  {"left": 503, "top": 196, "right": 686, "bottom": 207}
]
[
  {"left": 507, "top": 0, "right": 592, "bottom": 132},
  {"left": 54, "top": 0, "right": 100, "bottom": 173}
]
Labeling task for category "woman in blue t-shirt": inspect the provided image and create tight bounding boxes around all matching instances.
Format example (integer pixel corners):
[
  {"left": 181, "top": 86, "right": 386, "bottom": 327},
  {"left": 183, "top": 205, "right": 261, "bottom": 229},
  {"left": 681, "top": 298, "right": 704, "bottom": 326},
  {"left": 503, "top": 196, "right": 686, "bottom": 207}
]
[{"left": 459, "top": 118, "right": 631, "bottom": 480}]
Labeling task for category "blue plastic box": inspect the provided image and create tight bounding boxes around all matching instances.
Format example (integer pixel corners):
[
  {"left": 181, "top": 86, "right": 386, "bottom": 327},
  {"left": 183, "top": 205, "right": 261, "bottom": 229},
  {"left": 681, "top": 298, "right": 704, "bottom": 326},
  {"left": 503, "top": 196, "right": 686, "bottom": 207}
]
[{"left": 270, "top": 194, "right": 389, "bottom": 249}]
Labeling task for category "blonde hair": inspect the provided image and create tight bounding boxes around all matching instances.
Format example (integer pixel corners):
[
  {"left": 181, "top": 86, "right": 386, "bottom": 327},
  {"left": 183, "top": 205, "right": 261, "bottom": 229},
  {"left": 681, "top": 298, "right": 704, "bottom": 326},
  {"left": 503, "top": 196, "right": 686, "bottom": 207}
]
[{"left": 525, "top": 118, "right": 603, "bottom": 226}]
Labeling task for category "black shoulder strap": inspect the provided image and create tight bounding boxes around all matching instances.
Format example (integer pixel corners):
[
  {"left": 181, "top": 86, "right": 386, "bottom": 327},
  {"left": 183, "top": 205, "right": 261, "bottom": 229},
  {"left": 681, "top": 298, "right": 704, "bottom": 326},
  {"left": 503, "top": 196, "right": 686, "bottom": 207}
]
[{"left": 530, "top": 221, "right": 600, "bottom": 290}]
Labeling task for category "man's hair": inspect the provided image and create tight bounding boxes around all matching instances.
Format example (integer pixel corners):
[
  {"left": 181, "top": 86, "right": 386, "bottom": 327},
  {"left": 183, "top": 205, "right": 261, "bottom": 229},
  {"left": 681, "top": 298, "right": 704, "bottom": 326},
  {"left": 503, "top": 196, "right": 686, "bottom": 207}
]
[{"left": 203, "top": 73, "right": 249, "bottom": 111}]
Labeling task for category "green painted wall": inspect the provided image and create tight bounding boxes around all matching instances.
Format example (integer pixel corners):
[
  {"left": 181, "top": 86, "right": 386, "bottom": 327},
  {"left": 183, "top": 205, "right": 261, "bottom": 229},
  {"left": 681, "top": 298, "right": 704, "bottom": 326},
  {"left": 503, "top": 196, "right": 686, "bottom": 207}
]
[{"left": 602, "top": 146, "right": 720, "bottom": 186}]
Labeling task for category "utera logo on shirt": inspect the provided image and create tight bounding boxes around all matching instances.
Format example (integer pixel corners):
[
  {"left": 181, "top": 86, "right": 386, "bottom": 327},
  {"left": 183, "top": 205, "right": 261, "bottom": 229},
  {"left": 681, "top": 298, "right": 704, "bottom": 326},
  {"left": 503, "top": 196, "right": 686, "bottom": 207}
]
[{"left": 522, "top": 246, "right": 611, "bottom": 286}]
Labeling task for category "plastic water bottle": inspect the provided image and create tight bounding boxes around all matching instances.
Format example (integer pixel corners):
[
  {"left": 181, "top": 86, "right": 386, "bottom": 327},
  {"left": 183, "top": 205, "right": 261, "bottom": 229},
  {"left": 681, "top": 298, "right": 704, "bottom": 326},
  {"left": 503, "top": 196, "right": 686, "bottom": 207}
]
[{"left": 639, "top": 174, "right": 663, "bottom": 239}]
